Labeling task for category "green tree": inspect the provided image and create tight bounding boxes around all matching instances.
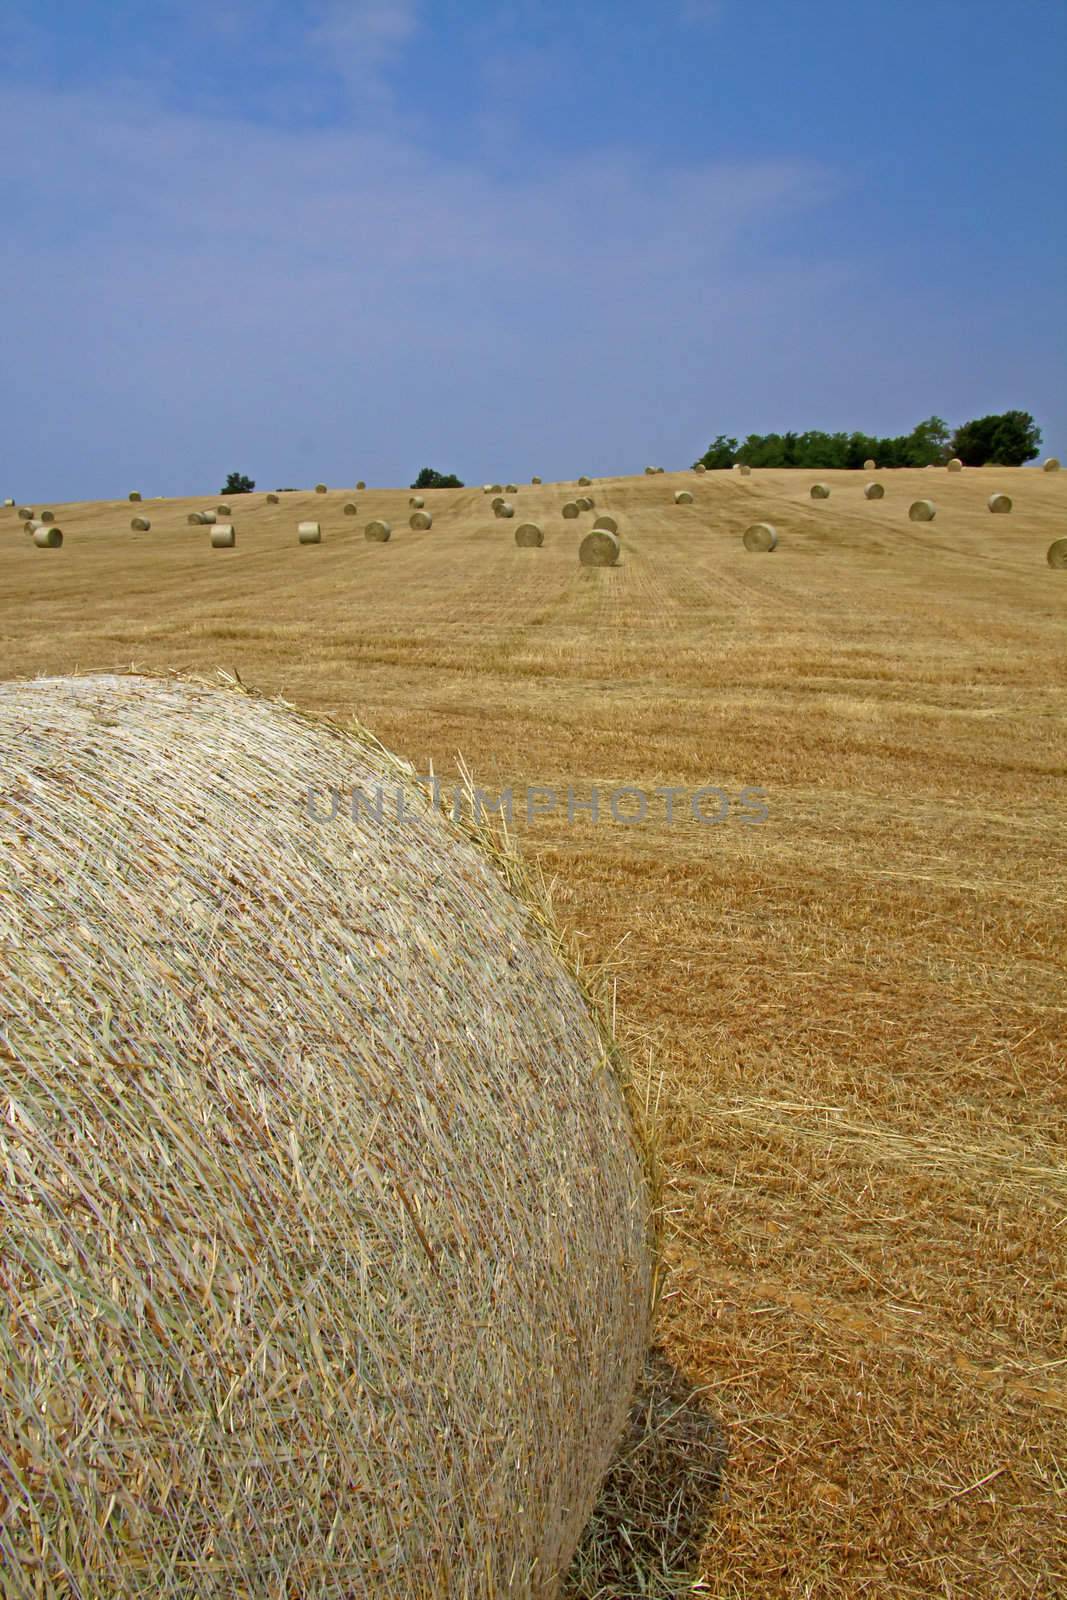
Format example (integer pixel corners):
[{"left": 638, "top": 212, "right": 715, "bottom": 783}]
[
  {"left": 950, "top": 411, "right": 1041, "bottom": 467},
  {"left": 222, "top": 471, "right": 255, "bottom": 494},
  {"left": 904, "top": 415, "right": 951, "bottom": 466},
  {"left": 696, "top": 435, "right": 738, "bottom": 470},
  {"left": 411, "top": 467, "right": 464, "bottom": 489}
]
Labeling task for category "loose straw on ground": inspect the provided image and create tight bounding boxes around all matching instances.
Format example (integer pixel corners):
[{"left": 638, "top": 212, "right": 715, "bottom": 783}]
[
  {"left": 0, "top": 670, "right": 654, "bottom": 1599},
  {"left": 580, "top": 530, "right": 620, "bottom": 566},
  {"left": 742, "top": 522, "right": 778, "bottom": 551}
]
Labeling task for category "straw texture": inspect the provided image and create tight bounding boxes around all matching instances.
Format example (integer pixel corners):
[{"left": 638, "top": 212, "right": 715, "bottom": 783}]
[
  {"left": 1043, "top": 458, "right": 1061, "bottom": 472},
  {"left": 531, "top": 476, "right": 542, "bottom": 484},
  {"left": 810, "top": 484, "right": 830, "bottom": 499},
  {"left": 298, "top": 521, "right": 322, "bottom": 544},
  {"left": 673, "top": 491, "right": 693, "bottom": 505},
  {"left": 217, "top": 504, "right": 232, "bottom": 516},
  {"left": 592, "top": 515, "right": 618, "bottom": 534},
  {"left": 409, "top": 497, "right": 425, "bottom": 509},
  {"left": 40, "top": 511, "right": 55, "bottom": 524},
  {"left": 17, "top": 508, "right": 33, "bottom": 521},
  {"left": 315, "top": 483, "right": 328, "bottom": 494},
  {"left": 1046, "top": 538, "right": 1067, "bottom": 568},
  {"left": 864, "top": 483, "right": 885, "bottom": 499},
  {"left": 742, "top": 522, "right": 778, "bottom": 552},
  {"left": 496, "top": 503, "right": 515, "bottom": 519},
  {"left": 947, "top": 459, "right": 963, "bottom": 472},
  {"left": 0, "top": 671, "right": 654, "bottom": 1600},
  {"left": 365, "top": 519, "right": 391, "bottom": 541},
  {"left": 356, "top": 481, "right": 366, "bottom": 490},
  {"left": 409, "top": 511, "right": 433, "bottom": 530},
  {"left": 211, "top": 524, "right": 236, "bottom": 547},
  {"left": 129, "top": 491, "right": 142, "bottom": 502},
  {"left": 343, "top": 503, "right": 358, "bottom": 516},
  {"left": 863, "top": 459, "right": 877, "bottom": 471},
  {"left": 988, "top": 493, "right": 1012, "bottom": 514},
  {"left": 577, "top": 476, "right": 592, "bottom": 487},
  {"left": 31, "top": 526, "right": 62, "bottom": 548},
  {"left": 579, "top": 530, "right": 621, "bottom": 567},
  {"left": 576, "top": 497, "right": 594, "bottom": 513},
  {"left": 266, "top": 494, "right": 280, "bottom": 505},
  {"left": 562, "top": 502, "right": 580, "bottom": 520},
  {"left": 130, "top": 516, "right": 151, "bottom": 531},
  {"left": 909, "top": 500, "right": 937, "bottom": 522},
  {"left": 186, "top": 513, "right": 205, "bottom": 525},
  {"left": 515, "top": 523, "right": 544, "bottom": 547}
]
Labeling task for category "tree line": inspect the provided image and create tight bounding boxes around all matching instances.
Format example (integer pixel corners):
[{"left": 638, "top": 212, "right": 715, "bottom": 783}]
[{"left": 696, "top": 411, "right": 1042, "bottom": 471}]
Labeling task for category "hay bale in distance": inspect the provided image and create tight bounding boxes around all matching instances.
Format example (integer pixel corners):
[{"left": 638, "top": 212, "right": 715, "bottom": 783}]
[
  {"left": 673, "top": 490, "right": 694, "bottom": 505},
  {"left": 515, "top": 522, "right": 544, "bottom": 547},
  {"left": 909, "top": 500, "right": 937, "bottom": 522},
  {"left": 742, "top": 522, "right": 778, "bottom": 552},
  {"left": 531, "top": 475, "right": 542, "bottom": 484},
  {"left": 2, "top": 498, "right": 14, "bottom": 507},
  {"left": 0, "top": 671, "right": 652, "bottom": 1598},
  {"left": 24, "top": 521, "right": 45, "bottom": 535},
  {"left": 409, "top": 496, "right": 425, "bottom": 508},
  {"left": 1047, "top": 538, "right": 1067, "bottom": 568},
  {"left": 409, "top": 510, "right": 433, "bottom": 530},
  {"left": 576, "top": 496, "right": 594, "bottom": 512},
  {"left": 40, "top": 511, "right": 56, "bottom": 523},
  {"left": 561, "top": 501, "right": 581, "bottom": 519},
  {"left": 130, "top": 516, "right": 151, "bottom": 531},
  {"left": 577, "top": 475, "right": 593, "bottom": 487},
  {"left": 810, "top": 483, "right": 831, "bottom": 499},
  {"left": 298, "top": 521, "right": 322, "bottom": 544},
  {"left": 988, "top": 493, "right": 1012, "bottom": 514},
  {"left": 17, "top": 507, "right": 33, "bottom": 521},
  {"left": 356, "top": 480, "right": 366, "bottom": 490},
  {"left": 266, "top": 493, "right": 280, "bottom": 505},
  {"left": 864, "top": 482, "right": 885, "bottom": 499},
  {"left": 186, "top": 512, "right": 205, "bottom": 526},
  {"left": 592, "top": 514, "right": 618, "bottom": 534},
  {"left": 694, "top": 464, "right": 706, "bottom": 473},
  {"left": 863, "top": 458, "right": 877, "bottom": 471},
  {"left": 129, "top": 491, "right": 142, "bottom": 502},
  {"left": 217, "top": 503, "right": 232, "bottom": 516},
  {"left": 644, "top": 466, "right": 655, "bottom": 475},
  {"left": 579, "top": 529, "right": 621, "bottom": 566},
  {"left": 315, "top": 483, "right": 328, "bottom": 494},
  {"left": 947, "top": 458, "right": 963, "bottom": 472},
  {"left": 343, "top": 502, "right": 358, "bottom": 516},
  {"left": 211, "top": 524, "right": 236, "bottom": 547},
  {"left": 365, "top": 519, "right": 391, "bottom": 541},
  {"left": 505, "top": 484, "right": 519, "bottom": 495},
  {"left": 496, "top": 502, "right": 515, "bottom": 519},
  {"left": 655, "top": 466, "right": 665, "bottom": 474},
  {"left": 1043, "top": 457, "right": 1061, "bottom": 472},
  {"left": 489, "top": 484, "right": 503, "bottom": 494},
  {"left": 738, "top": 463, "right": 752, "bottom": 476},
  {"left": 32, "top": 526, "right": 63, "bottom": 548}
]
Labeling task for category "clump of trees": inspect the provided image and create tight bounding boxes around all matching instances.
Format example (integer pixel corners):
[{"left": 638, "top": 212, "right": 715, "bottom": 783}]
[
  {"left": 696, "top": 411, "right": 1041, "bottom": 471},
  {"left": 411, "top": 467, "right": 464, "bottom": 489},
  {"left": 222, "top": 471, "right": 255, "bottom": 494}
]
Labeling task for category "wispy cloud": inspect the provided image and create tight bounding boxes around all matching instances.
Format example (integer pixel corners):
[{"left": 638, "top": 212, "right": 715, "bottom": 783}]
[{"left": 307, "top": 0, "right": 418, "bottom": 95}]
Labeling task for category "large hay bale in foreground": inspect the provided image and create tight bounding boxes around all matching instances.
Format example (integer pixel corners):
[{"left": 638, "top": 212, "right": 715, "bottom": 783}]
[
  {"left": 742, "top": 522, "right": 778, "bottom": 551},
  {"left": 562, "top": 501, "right": 581, "bottom": 519},
  {"left": 909, "top": 499, "right": 937, "bottom": 522},
  {"left": 210, "top": 523, "right": 236, "bottom": 547},
  {"left": 0, "top": 672, "right": 653, "bottom": 1599},
  {"left": 365, "top": 519, "right": 391, "bottom": 541},
  {"left": 1046, "top": 538, "right": 1067, "bottom": 568},
  {"left": 864, "top": 482, "right": 885, "bottom": 499},
  {"left": 592, "top": 514, "right": 618, "bottom": 534},
  {"left": 298, "top": 520, "right": 322, "bottom": 543},
  {"left": 947, "top": 458, "right": 963, "bottom": 472},
  {"left": 32, "top": 525, "right": 63, "bottom": 548},
  {"left": 988, "top": 493, "right": 1012, "bottom": 514},
  {"left": 579, "top": 530, "right": 620, "bottom": 566},
  {"left": 515, "top": 522, "right": 544, "bottom": 546},
  {"left": 1043, "top": 457, "right": 1061, "bottom": 472},
  {"left": 410, "top": 510, "right": 433, "bottom": 529},
  {"left": 810, "top": 483, "right": 831, "bottom": 499}
]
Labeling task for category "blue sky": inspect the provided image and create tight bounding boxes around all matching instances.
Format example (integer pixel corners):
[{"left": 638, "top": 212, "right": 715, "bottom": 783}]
[{"left": 2, "top": 0, "right": 1064, "bottom": 500}]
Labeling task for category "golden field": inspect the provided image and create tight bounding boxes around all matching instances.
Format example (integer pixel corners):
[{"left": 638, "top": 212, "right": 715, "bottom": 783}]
[{"left": 3, "top": 465, "right": 1065, "bottom": 1597}]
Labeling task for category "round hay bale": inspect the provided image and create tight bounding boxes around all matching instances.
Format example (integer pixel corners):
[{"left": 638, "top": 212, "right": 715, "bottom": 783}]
[
  {"left": 738, "top": 464, "right": 752, "bottom": 476},
  {"left": 483, "top": 484, "right": 494, "bottom": 493},
  {"left": 531, "top": 475, "right": 542, "bottom": 484},
  {"left": 2, "top": 498, "right": 14, "bottom": 507},
  {"left": 694, "top": 464, "right": 706, "bottom": 473},
  {"left": 490, "top": 484, "right": 503, "bottom": 494},
  {"left": 356, "top": 480, "right": 366, "bottom": 490},
  {"left": 496, "top": 502, "right": 515, "bottom": 519},
  {"left": 186, "top": 512, "right": 205, "bottom": 526},
  {"left": 17, "top": 507, "right": 33, "bottom": 521},
  {"left": 343, "top": 502, "right": 358, "bottom": 515},
  {"left": 298, "top": 521, "right": 322, "bottom": 544},
  {"left": 266, "top": 493, "right": 280, "bottom": 505},
  {"left": 505, "top": 484, "right": 519, "bottom": 495},
  {"left": 315, "top": 483, "right": 328, "bottom": 494},
  {"left": 673, "top": 490, "right": 694, "bottom": 505},
  {"left": 217, "top": 503, "right": 232, "bottom": 517},
  {"left": 365, "top": 519, "right": 391, "bottom": 541},
  {"left": 742, "top": 522, "right": 778, "bottom": 552},
  {"left": 1046, "top": 538, "right": 1067, "bottom": 568},
  {"left": 409, "top": 510, "right": 433, "bottom": 530},
  {"left": 409, "top": 496, "right": 425, "bottom": 509},
  {"left": 576, "top": 496, "right": 594, "bottom": 512},
  {"left": 810, "top": 483, "right": 831, "bottom": 499},
  {"left": 25, "top": 520, "right": 45, "bottom": 534},
  {"left": 863, "top": 459, "right": 877, "bottom": 471},
  {"left": 0, "top": 671, "right": 653, "bottom": 1597},
  {"left": 578, "top": 476, "right": 593, "bottom": 487},
  {"left": 947, "top": 458, "right": 963, "bottom": 472},
  {"left": 515, "top": 522, "right": 544, "bottom": 547},
  {"left": 128, "top": 491, "right": 142, "bottom": 502},
  {"left": 864, "top": 482, "right": 885, "bottom": 499},
  {"left": 211, "top": 524, "right": 236, "bottom": 548},
  {"left": 644, "top": 466, "right": 655, "bottom": 475},
  {"left": 1042, "top": 457, "right": 1061, "bottom": 472},
  {"left": 561, "top": 501, "right": 581, "bottom": 519},
  {"left": 579, "top": 530, "right": 620, "bottom": 567},
  {"left": 130, "top": 516, "right": 151, "bottom": 531},
  {"left": 655, "top": 466, "right": 665, "bottom": 474},
  {"left": 40, "top": 510, "right": 56, "bottom": 524},
  {"left": 988, "top": 493, "right": 1012, "bottom": 514},
  {"left": 592, "top": 514, "right": 618, "bottom": 534},
  {"left": 909, "top": 499, "right": 937, "bottom": 522},
  {"left": 200, "top": 510, "right": 218, "bottom": 525},
  {"left": 32, "top": 525, "right": 63, "bottom": 548}
]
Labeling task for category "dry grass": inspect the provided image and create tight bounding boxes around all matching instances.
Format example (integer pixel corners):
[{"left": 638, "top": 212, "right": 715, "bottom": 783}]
[{"left": 0, "top": 465, "right": 1065, "bottom": 1596}]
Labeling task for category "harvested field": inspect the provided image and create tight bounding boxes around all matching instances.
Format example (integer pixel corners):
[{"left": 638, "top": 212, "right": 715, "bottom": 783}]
[{"left": 1, "top": 465, "right": 1064, "bottom": 1598}]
